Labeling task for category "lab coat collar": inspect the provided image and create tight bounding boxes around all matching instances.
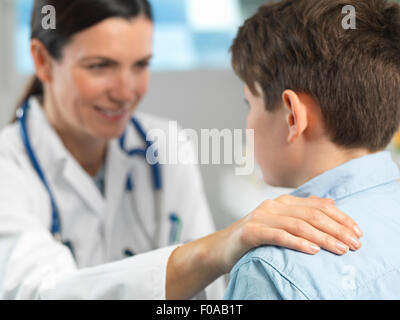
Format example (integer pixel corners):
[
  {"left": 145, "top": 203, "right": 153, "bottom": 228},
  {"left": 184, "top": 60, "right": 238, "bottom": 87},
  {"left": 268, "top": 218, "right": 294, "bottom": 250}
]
[{"left": 28, "top": 97, "right": 105, "bottom": 216}]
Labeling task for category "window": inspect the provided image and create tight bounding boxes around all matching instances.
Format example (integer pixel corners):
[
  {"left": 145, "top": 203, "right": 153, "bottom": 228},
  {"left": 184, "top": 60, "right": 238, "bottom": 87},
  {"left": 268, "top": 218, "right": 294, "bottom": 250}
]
[
  {"left": 13, "top": 0, "right": 266, "bottom": 74},
  {"left": 14, "top": 0, "right": 33, "bottom": 74}
]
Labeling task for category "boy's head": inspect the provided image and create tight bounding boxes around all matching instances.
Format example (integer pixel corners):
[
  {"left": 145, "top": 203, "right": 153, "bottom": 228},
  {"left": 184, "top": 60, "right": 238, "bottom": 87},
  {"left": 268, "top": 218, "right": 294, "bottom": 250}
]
[{"left": 232, "top": 0, "right": 400, "bottom": 187}]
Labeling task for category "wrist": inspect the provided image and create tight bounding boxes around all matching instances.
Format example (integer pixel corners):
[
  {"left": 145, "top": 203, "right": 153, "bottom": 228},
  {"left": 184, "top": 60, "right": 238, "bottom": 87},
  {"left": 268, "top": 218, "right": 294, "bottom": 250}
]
[
  {"left": 199, "top": 230, "right": 227, "bottom": 275},
  {"left": 166, "top": 235, "right": 223, "bottom": 300}
]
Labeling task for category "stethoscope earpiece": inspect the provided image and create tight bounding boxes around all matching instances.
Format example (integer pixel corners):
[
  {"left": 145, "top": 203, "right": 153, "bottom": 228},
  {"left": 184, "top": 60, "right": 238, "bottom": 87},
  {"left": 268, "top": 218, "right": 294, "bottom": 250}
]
[{"left": 16, "top": 107, "right": 24, "bottom": 120}]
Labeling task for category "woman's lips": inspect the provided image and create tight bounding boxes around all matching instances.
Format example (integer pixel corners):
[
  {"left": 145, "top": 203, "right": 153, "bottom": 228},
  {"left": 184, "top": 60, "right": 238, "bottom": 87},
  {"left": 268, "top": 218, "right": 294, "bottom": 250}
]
[{"left": 93, "top": 105, "right": 130, "bottom": 122}]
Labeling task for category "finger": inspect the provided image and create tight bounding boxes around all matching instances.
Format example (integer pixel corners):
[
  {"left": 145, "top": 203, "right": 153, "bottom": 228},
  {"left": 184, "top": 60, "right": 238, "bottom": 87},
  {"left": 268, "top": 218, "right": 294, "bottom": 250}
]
[
  {"left": 314, "top": 201, "right": 363, "bottom": 238},
  {"left": 276, "top": 195, "right": 363, "bottom": 238},
  {"left": 277, "top": 194, "right": 333, "bottom": 208},
  {"left": 309, "top": 195, "right": 335, "bottom": 205},
  {"left": 272, "top": 197, "right": 361, "bottom": 244},
  {"left": 282, "top": 205, "right": 362, "bottom": 251},
  {"left": 250, "top": 225, "right": 321, "bottom": 255},
  {"left": 271, "top": 215, "right": 351, "bottom": 255},
  {"left": 256, "top": 199, "right": 362, "bottom": 251}
]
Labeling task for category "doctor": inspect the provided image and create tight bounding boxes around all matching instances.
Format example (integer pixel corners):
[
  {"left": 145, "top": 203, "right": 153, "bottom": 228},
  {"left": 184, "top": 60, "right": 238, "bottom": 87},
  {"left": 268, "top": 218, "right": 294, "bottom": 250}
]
[{"left": 0, "top": 0, "right": 363, "bottom": 300}]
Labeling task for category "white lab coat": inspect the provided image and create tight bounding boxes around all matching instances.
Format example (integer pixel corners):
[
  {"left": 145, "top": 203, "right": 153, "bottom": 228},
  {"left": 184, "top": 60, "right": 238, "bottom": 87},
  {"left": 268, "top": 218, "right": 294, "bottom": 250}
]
[{"left": 0, "top": 97, "right": 225, "bottom": 299}]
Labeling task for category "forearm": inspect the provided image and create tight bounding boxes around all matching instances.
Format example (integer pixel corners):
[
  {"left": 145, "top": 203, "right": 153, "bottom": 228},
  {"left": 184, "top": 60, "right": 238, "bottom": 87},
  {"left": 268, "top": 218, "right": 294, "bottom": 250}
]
[{"left": 165, "top": 230, "right": 227, "bottom": 300}]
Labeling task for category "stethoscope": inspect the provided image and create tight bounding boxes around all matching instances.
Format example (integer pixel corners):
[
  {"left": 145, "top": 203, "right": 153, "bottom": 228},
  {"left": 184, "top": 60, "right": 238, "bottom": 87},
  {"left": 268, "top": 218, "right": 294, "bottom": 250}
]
[{"left": 17, "top": 99, "right": 182, "bottom": 259}]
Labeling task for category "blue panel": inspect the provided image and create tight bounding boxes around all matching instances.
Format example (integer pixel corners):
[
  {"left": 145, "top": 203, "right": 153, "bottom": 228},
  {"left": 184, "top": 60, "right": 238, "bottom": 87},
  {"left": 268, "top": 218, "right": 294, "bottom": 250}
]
[
  {"left": 149, "top": 0, "right": 187, "bottom": 24},
  {"left": 14, "top": 0, "right": 243, "bottom": 73},
  {"left": 152, "top": 24, "right": 196, "bottom": 71},
  {"left": 15, "top": 0, "right": 33, "bottom": 25},
  {"left": 191, "top": 31, "right": 236, "bottom": 68},
  {"left": 14, "top": 0, "right": 34, "bottom": 74}
]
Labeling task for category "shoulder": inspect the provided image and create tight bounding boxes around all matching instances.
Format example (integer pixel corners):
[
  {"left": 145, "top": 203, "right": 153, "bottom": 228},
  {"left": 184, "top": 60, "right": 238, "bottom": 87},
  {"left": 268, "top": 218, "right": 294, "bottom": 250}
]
[
  {"left": 0, "top": 121, "right": 23, "bottom": 151},
  {"left": 0, "top": 121, "right": 52, "bottom": 210},
  {"left": 236, "top": 246, "right": 314, "bottom": 289},
  {"left": 0, "top": 123, "right": 41, "bottom": 198},
  {"left": 226, "top": 246, "right": 311, "bottom": 300},
  {"left": 337, "top": 179, "right": 400, "bottom": 212},
  {"left": 0, "top": 154, "right": 36, "bottom": 209},
  {"left": 229, "top": 245, "right": 350, "bottom": 300},
  {"left": 0, "top": 122, "right": 27, "bottom": 165}
]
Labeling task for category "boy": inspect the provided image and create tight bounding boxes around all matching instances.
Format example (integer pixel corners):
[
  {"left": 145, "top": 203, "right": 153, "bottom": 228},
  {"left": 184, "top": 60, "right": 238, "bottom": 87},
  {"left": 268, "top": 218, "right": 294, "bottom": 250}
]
[{"left": 225, "top": 0, "right": 400, "bottom": 299}]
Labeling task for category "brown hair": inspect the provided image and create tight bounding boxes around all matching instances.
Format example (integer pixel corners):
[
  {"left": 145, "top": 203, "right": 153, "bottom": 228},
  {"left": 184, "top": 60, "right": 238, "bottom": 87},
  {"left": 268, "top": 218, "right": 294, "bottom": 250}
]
[
  {"left": 15, "top": 0, "right": 153, "bottom": 120},
  {"left": 231, "top": 0, "right": 400, "bottom": 152}
]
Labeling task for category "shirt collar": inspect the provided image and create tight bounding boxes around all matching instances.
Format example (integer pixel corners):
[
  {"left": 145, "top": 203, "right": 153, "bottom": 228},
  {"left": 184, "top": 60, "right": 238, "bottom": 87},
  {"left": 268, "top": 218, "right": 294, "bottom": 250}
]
[{"left": 290, "top": 151, "right": 400, "bottom": 200}]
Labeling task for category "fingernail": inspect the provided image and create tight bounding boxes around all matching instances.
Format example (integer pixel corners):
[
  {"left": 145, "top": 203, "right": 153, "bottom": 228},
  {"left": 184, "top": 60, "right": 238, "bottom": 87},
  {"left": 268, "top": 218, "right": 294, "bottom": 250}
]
[
  {"left": 354, "top": 226, "right": 363, "bottom": 237},
  {"left": 350, "top": 236, "right": 361, "bottom": 250},
  {"left": 336, "top": 242, "right": 348, "bottom": 254},
  {"left": 310, "top": 244, "right": 320, "bottom": 254}
]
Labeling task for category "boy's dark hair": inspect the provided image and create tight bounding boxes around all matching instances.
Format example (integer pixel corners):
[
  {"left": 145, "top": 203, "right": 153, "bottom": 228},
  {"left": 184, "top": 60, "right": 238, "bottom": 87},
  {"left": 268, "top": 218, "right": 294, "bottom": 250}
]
[{"left": 231, "top": 0, "right": 400, "bottom": 152}]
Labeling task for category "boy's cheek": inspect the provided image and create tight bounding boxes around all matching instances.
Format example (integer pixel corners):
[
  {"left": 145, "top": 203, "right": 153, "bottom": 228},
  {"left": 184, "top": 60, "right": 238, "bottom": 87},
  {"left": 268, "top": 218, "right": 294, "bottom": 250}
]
[
  {"left": 246, "top": 111, "right": 256, "bottom": 131},
  {"left": 258, "top": 146, "right": 298, "bottom": 188},
  {"left": 255, "top": 143, "right": 281, "bottom": 184}
]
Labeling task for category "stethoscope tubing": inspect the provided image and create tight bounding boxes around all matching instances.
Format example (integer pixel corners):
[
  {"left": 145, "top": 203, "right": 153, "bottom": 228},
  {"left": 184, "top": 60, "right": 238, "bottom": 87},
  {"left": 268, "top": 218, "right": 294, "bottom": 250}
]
[
  {"left": 17, "top": 99, "right": 164, "bottom": 256},
  {"left": 18, "top": 100, "right": 62, "bottom": 238}
]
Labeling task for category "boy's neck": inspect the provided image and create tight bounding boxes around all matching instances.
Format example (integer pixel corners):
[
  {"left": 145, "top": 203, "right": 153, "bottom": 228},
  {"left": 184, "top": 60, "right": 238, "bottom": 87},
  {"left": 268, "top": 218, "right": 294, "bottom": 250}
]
[{"left": 292, "top": 142, "right": 372, "bottom": 188}]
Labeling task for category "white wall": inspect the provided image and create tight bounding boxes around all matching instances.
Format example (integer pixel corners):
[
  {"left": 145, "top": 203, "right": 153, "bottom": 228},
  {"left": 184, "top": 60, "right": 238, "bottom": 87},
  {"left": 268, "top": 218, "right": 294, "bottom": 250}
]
[{"left": 140, "top": 69, "right": 248, "bottom": 229}]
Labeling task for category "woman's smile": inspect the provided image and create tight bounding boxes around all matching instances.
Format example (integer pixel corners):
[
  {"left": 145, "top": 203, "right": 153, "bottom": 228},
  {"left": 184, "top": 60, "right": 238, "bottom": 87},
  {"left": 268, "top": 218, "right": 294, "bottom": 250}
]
[{"left": 92, "top": 105, "right": 131, "bottom": 122}]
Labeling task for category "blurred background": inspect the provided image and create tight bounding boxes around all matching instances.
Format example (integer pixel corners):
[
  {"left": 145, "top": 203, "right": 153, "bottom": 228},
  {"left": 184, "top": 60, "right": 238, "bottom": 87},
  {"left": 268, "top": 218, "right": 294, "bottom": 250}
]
[{"left": 1, "top": 0, "right": 400, "bottom": 230}]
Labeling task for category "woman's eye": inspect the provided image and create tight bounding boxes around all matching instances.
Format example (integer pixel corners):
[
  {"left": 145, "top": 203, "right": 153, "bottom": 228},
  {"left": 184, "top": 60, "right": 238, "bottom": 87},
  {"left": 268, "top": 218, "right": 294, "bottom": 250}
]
[
  {"left": 88, "top": 63, "right": 109, "bottom": 70},
  {"left": 136, "top": 61, "right": 150, "bottom": 69}
]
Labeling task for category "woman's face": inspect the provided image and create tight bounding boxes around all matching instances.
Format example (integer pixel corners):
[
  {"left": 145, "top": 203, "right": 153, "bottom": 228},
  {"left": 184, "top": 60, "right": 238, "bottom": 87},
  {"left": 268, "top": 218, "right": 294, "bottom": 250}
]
[{"left": 47, "top": 16, "right": 153, "bottom": 140}]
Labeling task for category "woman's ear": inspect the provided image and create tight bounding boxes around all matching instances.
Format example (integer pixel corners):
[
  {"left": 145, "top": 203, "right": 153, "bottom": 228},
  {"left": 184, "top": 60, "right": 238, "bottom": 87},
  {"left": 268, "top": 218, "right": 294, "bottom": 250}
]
[
  {"left": 30, "top": 39, "right": 53, "bottom": 84},
  {"left": 282, "top": 90, "right": 308, "bottom": 143}
]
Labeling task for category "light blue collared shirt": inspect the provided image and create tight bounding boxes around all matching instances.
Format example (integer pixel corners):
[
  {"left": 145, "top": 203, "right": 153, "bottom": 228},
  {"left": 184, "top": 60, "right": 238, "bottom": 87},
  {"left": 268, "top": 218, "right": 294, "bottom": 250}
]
[{"left": 224, "top": 152, "right": 400, "bottom": 300}]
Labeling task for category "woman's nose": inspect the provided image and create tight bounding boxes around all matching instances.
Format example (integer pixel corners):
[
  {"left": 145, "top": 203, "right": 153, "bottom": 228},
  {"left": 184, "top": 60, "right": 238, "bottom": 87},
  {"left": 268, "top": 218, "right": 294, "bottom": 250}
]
[{"left": 110, "top": 72, "right": 137, "bottom": 104}]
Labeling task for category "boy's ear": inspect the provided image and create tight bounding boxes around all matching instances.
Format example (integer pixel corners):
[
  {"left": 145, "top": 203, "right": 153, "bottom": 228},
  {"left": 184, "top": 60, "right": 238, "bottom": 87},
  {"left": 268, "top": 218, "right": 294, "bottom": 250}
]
[
  {"left": 30, "top": 39, "right": 53, "bottom": 83},
  {"left": 282, "top": 90, "right": 308, "bottom": 144}
]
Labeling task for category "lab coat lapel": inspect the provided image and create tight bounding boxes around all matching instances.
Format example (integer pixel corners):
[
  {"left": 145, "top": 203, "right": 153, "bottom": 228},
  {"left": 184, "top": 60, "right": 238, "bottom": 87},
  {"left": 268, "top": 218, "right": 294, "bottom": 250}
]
[
  {"left": 104, "top": 139, "right": 130, "bottom": 219},
  {"left": 103, "top": 123, "right": 146, "bottom": 256},
  {"left": 28, "top": 97, "right": 105, "bottom": 217},
  {"left": 104, "top": 122, "right": 146, "bottom": 216}
]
